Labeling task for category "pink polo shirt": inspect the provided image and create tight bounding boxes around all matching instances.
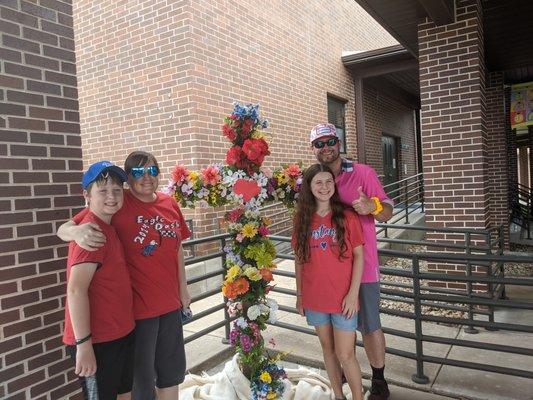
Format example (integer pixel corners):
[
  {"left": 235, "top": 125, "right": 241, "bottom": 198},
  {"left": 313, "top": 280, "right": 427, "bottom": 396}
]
[{"left": 335, "top": 159, "right": 393, "bottom": 283}]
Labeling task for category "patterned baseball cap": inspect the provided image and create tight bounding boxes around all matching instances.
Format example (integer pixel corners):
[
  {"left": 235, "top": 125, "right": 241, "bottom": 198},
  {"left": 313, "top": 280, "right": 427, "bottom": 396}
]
[{"left": 309, "top": 123, "right": 338, "bottom": 143}]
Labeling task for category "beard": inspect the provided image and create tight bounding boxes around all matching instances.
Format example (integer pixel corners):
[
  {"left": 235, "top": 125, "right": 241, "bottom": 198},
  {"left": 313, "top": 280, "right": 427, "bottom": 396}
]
[{"left": 316, "top": 149, "right": 340, "bottom": 165}]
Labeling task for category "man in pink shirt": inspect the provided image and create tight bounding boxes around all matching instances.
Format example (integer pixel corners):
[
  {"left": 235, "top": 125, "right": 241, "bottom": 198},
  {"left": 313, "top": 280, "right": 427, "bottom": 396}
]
[{"left": 310, "top": 123, "right": 393, "bottom": 400}]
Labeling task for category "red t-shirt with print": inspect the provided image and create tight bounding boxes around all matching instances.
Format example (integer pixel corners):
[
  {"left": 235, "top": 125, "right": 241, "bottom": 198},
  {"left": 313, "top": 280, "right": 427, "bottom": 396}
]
[
  {"left": 292, "top": 209, "right": 364, "bottom": 313},
  {"left": 63, "top": 212, "right": 134, "bottom": 345},
  {"left": 73, "top": 190, "right": 191, "bottom": 320}
]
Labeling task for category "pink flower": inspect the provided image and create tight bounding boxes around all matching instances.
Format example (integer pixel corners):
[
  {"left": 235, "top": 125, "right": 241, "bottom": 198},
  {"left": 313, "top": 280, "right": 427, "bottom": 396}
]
[
  {"left": 236, "top": 234, "right": 244, "bottom": 242},
  {"left": 171, "top": 165, "right": 189, "bottom": 183},
  {"left": 285, "top": 164, "right": 301, "bottom": 178},
  {"left": 258, "top": 226, "right": 269, "bottom": 236},
  {"left": 201, "top": 165, "right": 221, "bottom": 185},
  {"left": 260, "top": 166, "right": 273, "bottom": 178}
]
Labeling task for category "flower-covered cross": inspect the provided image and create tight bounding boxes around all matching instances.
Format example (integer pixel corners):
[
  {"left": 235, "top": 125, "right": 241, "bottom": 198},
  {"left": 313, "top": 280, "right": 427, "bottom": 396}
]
[{"left": 166, "top": 103, "right": 303, "bottom": 400}]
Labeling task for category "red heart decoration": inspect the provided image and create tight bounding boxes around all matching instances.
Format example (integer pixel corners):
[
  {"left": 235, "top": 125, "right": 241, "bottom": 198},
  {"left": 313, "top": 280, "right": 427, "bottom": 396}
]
[{"left": 233, "top": 179, "right": 261, "bottom": 202}]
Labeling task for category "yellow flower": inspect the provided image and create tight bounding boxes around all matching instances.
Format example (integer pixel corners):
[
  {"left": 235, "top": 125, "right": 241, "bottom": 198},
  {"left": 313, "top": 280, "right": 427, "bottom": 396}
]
[
  {"left": 275, "top": 173, "right": 288, "bottom": 185},
  {"left": 225, "top": 265, "right": 241, "bottom": 283},
  {"left": 243, "top": 266, "right": 262, "bottom": 281},
  {"left": 260, "top": 371, "right": 272, "bottom": 383},
  {"left": 266, "top": 392, "right": 277, "bottom": 400},
  {"left": 189, "top": 171, "right": 200, "bottom": 184},
  {"left": 251, "top": 130, "right": 266, "bottom": 140},
  {"left": 241, "top": 223, "right": 258, "bottom": 239}
]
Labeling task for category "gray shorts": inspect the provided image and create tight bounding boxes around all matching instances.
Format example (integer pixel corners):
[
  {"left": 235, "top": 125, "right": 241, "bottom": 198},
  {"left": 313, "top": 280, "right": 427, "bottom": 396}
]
[
  {"left": 132, "top": 309, "right": 186, "bottom": 400},
  {"left": 357, "top": 282, "right": 382, "bottom": 334}
]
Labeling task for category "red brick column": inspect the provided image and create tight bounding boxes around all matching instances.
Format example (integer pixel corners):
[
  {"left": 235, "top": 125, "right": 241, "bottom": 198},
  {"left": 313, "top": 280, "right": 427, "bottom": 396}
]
[
  {"left": 486, "top": 71, "right": 509, "bottom": 246},
  {"left": 419, "top": 0, "right": 489, "bottom": 231},
  {"left": 418, "top": 0, "right": 490, "bottom": 286},
  {"left": 0, "top": 0, "right": 83, "bottom": 398}
]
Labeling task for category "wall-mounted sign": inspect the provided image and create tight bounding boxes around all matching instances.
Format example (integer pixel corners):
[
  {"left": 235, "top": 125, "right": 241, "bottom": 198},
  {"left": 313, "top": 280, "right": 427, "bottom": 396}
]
[{"left": 510, "top": 82, "right": 533, "bottom": 129}]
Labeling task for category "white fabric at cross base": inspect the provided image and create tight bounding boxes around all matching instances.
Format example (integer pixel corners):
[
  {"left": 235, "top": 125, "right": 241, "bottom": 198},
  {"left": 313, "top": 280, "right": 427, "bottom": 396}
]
[{"left": 179, "top": 354, "right": 339, "bottom": 400}]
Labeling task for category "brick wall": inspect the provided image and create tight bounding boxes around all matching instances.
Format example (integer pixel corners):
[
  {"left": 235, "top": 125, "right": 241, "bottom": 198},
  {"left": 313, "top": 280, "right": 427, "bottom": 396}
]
[
  {"left": 363, "top": 85, "right": 417, "bottom": 178},
  {"left": 419, "top": 0, "right": 489, "bottom": 230},
  {"left": 486, "top": 71, "right": 509, "bottom": 245},
  {"left": 418, "top": 0, "right": 491, "bottom": 286},
  {"left": 72, "top": 0, "right": 397, "bottom": 238},
  {"left": 0, "top": 0, "right": 84, "bottom": 399}
]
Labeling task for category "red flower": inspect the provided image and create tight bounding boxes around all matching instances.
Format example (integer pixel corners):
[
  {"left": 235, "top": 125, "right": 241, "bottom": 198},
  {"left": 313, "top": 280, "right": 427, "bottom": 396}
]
[
  {"left": 171, "top": 165, "right": 189, "bottom": 183},
  {"left": 241, "top": 118, "right": 254, "bottom": 136},
  {"left": 242, "top": 138, "right": 270, "bottom": 166},
  {"left": 226, "top": 146, "right": 244, "bottom": 166},
  {"left": 226, "top": 207, "right": 244, "bottom": 223},
  {"left": 222, "top": 123, "right": 237, "bottom": 142}
]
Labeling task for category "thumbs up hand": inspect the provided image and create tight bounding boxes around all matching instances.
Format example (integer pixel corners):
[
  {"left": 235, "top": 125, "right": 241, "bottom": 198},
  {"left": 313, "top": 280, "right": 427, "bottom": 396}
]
[{"left": 352, "top": 186, "right": 376, "bottom": 215}]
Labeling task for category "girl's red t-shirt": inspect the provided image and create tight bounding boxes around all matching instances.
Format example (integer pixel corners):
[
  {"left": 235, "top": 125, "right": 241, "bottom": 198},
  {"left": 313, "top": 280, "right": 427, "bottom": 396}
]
[
  {"left": 73, "top": 190, "right": 191, "bottom": 319},
  {"left": 292, "top": 209, "right": 364, "bottom": 313}
]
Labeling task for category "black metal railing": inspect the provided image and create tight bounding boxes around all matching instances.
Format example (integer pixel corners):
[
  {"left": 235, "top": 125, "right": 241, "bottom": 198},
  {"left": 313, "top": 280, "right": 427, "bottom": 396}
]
[
  {"left": 378, "top": 173, "right": 424, "bottom": 235},
  {"left": 509, "top": 180, "right": 532, "bottom": 240},
  {"left": 181, "top": 223, "right": 533, "bottom": 387},
  {"left": 268, "top": 232, "right": 533, "bottom": 383}
]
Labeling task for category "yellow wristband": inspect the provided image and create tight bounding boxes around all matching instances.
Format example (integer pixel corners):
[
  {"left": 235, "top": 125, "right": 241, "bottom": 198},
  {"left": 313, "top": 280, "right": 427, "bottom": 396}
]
[{"left": 371, "top": 197, "right": 383, "bottom": 216}]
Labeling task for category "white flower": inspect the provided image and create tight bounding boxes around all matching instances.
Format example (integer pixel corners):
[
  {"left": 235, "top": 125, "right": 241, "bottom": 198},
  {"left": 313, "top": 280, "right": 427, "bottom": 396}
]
[
  {"left": 247, "top": 305, "right": 261, "bottom": 321},
  {"left": 198, "top": 200, "right": 209, "bottom": 208}
]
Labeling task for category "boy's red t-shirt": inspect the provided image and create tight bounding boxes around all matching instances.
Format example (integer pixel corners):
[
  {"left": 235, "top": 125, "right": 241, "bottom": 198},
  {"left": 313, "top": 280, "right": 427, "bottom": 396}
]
[
  {"left": 292, "top": 209, "right": 364, "bottom": 313},
  {"left": 73, "top": 190, "right": 191, "bottom": 319},
  {"left": 63, "top": 212, "right": 134, "bottom": 345}
]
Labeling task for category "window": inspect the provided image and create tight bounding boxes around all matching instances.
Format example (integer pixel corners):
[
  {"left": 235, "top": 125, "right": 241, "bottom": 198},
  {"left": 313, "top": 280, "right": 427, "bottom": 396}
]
[{"left": 327, "top": 96, "right": 347, "bottom": 153}]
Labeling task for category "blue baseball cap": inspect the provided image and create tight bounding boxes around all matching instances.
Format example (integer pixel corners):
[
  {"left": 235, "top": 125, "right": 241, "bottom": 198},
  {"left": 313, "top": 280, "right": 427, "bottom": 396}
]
[{"left": 82, "top": 161, "right": 128, "bottom": 189}]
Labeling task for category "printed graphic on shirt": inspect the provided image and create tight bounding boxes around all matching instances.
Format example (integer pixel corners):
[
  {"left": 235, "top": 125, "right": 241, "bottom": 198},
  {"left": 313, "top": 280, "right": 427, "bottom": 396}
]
[
  {"left": 311, "top": 224, "right": 337, "bottom": 251},
  {"left": 133, "top": 215, "right": 181, "bottom": 256}
]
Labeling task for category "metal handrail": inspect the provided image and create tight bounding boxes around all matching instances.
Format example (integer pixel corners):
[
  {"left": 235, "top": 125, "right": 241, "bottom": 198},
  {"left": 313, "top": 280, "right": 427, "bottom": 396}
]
[{"left": 179, "top": 224, "right": 533, "bottom": 385}]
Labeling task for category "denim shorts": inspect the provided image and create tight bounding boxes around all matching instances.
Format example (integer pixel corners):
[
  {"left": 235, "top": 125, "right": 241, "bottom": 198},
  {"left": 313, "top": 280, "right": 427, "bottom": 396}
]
[{"left": 305, "top": 309, "right": 358, "bottom": 332}]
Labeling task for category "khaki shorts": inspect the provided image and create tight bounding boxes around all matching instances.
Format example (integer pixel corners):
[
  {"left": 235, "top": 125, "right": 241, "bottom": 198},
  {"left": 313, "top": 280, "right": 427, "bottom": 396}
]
[{"left": 357, "top": 282, "right": 382, "bottom": 334}]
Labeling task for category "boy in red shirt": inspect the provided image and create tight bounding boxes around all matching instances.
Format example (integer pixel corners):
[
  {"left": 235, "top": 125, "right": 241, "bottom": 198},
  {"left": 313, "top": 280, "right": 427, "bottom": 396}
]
[{"left": 63, "top": 161, "right": 135, "bottom": 400}]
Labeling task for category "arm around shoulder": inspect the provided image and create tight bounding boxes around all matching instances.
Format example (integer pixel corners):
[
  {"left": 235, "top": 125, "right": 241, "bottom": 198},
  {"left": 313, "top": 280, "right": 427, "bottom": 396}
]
[{"left": 57, "top": 220, "right": 106, "bottom": 251}]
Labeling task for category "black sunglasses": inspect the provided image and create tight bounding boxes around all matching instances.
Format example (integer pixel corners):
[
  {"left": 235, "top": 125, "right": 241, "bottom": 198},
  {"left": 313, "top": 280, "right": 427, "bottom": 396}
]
[{"left": 313, "top": 137, "right": 339, "bottom": 149}]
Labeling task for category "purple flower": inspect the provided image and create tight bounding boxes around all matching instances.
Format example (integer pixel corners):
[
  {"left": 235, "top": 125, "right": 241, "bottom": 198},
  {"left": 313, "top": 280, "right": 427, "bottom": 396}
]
[
  {"left": 240, "top": 334, "right": 252, "bottom": 352},
  {"left": 229, "top": 329, "right": 239, "bottom": 345}
]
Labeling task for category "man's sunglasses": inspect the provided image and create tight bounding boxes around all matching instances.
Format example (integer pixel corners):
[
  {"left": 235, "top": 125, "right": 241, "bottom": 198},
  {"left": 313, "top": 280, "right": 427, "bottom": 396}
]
[
  {"left": 131, "top": 166, "right": 159, "bottom": 179},
  {"left": 313, "top": 137, "right": 339, "bottom": 149}
]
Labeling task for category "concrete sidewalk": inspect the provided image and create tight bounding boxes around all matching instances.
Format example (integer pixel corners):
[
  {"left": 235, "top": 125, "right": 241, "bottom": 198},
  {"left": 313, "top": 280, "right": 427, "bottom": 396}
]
[{"left": 182, "top": 260, "right": 533, "bottom": 400}]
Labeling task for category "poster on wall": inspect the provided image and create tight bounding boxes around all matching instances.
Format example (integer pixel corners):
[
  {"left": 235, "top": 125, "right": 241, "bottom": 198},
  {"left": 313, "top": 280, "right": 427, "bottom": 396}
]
[{"left": 510, "top": 82, "right": 533, "bottom": 129}]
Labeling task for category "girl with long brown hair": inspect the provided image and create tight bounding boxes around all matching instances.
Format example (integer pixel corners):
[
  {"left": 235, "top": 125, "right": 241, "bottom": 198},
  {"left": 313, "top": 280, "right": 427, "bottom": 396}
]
[{"left": 292, "top": 163, "right": 365, "bottom": 400}]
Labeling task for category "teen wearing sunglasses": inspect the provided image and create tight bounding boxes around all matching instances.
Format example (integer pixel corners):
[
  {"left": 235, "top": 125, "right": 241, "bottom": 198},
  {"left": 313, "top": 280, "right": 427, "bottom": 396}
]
[
  {"left": 58, "top": 151, "right": 191, "bottom": 400},
  {"left": 309, "top": 124, "right": 393, "bottom": 400}
]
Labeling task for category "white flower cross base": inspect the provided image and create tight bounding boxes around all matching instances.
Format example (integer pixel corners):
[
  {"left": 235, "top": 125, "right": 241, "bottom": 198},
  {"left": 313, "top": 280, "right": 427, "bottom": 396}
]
[{"left": 179, "top": 354, "right": 340, "bottom": 400}]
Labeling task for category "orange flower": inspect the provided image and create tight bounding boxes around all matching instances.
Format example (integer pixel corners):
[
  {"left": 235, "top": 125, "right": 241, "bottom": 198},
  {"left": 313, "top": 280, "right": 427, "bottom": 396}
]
[
  {"left": 233, "top": 277, "right": 250, "bottom": 296},
  {"left": 222, "top": 282, "right": 238, "bottom": 299},
  {"left": 260, "top": 268, "right": 273, "bottom": 282}
]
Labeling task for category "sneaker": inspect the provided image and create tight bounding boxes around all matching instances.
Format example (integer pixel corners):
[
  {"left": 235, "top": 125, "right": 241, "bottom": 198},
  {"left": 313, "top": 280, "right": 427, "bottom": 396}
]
[{"left": 367, "top": 378, "right": 390, "bottom": 400}]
